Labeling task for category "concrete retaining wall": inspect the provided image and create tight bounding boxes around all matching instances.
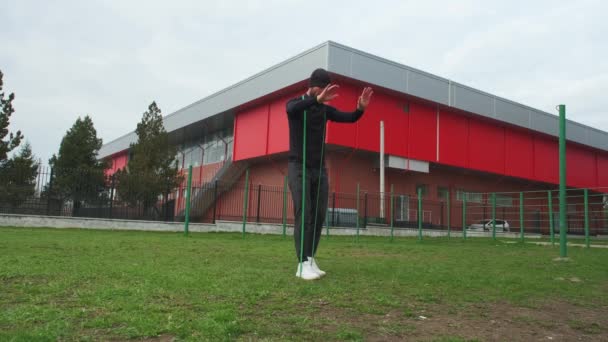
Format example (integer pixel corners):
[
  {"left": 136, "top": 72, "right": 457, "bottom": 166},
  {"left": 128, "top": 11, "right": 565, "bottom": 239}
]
[
  {"left": 0, "top": 214, "right": 214, "bottom": 233},
  {"left": 0, "top": 214, "right": 543, "bottom": 239}
]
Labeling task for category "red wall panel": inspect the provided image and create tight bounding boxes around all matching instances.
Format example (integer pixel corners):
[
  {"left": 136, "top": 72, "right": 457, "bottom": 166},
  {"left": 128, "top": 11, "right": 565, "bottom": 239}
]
[
  {"left": 326, "top": 84, "right": 359, "bottom": 147},
  {"left": 355, "top": 90, "right": 408, "bottom": 156},
  {"left": 233, "top": 104, "right": 269, "bottom": 161},
  {"left": 438, "top": 110, "right": 468, "bottom": 168},
  {"left": 504, "top": 128, "right": 534, "bottom": 180},
  {"left": 267, "top": 93, "right": 297, "bottom": 155},
  {"left": 566, "top": 145, "right": 597, "bottom": 188},
  {"left": 106, "top": 152, "right": 128, "bottom": 176},
  {"left": 407, "top": 102, "right": 437, "bottom": 162},
  {"left": 533, "top": 136, "right": 559, "bottom": 183},
  {"left": 598, "top": 153, "right": 608, "bottom": 187},
  {"left": 229, "top": 82, "right": 607, "bottom": 189},
  {"left": 468, "top": 120, "right": 505, "bottom": 174},
  {"left": 114, "top": 153, "right": 128, "bottom": 171}
]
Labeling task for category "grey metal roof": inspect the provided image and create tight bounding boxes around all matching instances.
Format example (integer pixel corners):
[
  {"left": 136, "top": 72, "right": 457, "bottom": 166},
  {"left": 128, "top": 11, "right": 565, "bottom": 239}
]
[{"left": 98, "top": 41, "right": 608, "bottom": 158}]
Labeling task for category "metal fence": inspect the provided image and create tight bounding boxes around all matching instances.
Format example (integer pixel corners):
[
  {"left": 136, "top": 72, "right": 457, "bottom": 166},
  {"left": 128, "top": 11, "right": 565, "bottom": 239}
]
[{"left": 1, "top": 166, "right": 607, "bottom": 241}]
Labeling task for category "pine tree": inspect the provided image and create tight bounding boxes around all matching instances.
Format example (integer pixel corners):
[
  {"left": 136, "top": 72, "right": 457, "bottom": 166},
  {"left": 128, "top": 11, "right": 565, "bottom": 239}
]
[
  {"left": 0, "top": 70, "right": 23, "bottom": 161},
  {"left": 0, "top": 143, "right": 39, "bottom": 208},
  {"left": 50, "top": 115, "right": 108, "bottom": 213},
  {"left": 116, "top": 102, "right": 182, "bottom": 210}
]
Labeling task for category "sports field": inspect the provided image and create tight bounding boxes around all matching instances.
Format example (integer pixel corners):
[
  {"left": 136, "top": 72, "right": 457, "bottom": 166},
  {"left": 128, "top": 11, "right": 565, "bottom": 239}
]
[{"left": 1, "top": 227, "right": 607, "bottom": 341}]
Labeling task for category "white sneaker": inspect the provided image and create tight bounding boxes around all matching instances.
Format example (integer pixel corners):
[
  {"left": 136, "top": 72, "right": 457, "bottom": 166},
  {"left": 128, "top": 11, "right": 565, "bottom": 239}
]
[
  {"left": 309, "top": 257, "right": 326, "bottom": 277},
  {"left": 295, "top": 260, "right": 321, "bottom": 280}
]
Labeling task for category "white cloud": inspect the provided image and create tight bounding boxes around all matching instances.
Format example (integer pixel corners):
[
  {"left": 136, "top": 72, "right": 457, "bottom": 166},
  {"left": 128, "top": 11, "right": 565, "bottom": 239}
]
[{"left": 1, "top": 0, "right": 606, "bottom": 163}]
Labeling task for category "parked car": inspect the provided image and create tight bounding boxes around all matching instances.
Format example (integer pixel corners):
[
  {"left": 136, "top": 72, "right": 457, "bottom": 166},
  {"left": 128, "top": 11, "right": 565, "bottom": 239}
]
[{"left": 467, "top": 219, "right": 510, "bottom": 232}]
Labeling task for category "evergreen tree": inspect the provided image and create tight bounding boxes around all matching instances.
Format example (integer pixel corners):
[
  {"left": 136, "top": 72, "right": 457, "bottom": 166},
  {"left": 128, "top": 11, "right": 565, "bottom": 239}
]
[
  {"left": 0, "top": 143, "right": 39, "bottom": 208},
  {"left": 0, "top": 70, "right": 23, "bottom": 161},
  {"left": 50, "top": 116, "right": 108, "bottom": 213},
  {"left": 116, "top": 102, "right": 182, "bottom": 210}
]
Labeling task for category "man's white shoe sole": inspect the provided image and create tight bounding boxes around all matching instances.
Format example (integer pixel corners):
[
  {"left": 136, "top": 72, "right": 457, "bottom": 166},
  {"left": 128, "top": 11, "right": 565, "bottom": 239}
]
[{"left": 295, "top": 273, "right": 321, "bottom": 280}]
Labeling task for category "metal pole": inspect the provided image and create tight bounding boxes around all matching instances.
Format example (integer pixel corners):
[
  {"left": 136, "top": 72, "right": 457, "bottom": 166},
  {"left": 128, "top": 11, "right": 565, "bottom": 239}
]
[
  {"left": 184, "top": 165, "right": 193, "bottom": 236},
  {"left": 356, "top": 183, "right": 360, "bottom": 242},
  {"left": 440, "top": 201, "right": 444, "bottom": 229},
  {"left": 417, "top": 187, "right": 422, "bottom": 241},
  {"left": 324, "top": 180, "right": 330, "bottom": 239},
  {"left": 463, "top": 194, "right": 467, "bottom": 240},
  {"left": 242, "top": 169, "right": 250, "bottom": 237},
  {"left": 364, "top": 192, "right": 368, "bottom": 228},
  {"left": 282, "top": 176, "right": 287, "bottom": 238},
  {"left": 390, "top": 184, "right": 394, "bottom": 242},
  {"left": 492, "top": 193, "right": 496, "bottom": 240},
  {"left": 559, "top": 104, "right": 568, "bottom": 257},
  {"left": 212, "top": 180, "right": 218, "bottom": 223},
  {"left": 109, "top": 175, "right": 115, "bottom": 219},
  {"left": 584, "top": 188, "right": 590, "bottom": 248},
  {"left": 380, "top": 121, "right": 385, "bottom": 219},
  {"left": 46, "top": 168, "right": 54, "bottom": 216},
  {"left": 326, "top": 202, "right": 330, "bottom": 238},
  {"left": 520, "top": 192, "right": 524, "bottom": 242},
  {"left": 256, "top": 184, "right": 262, "bottom": 223},
  {"left": 447, "top": 190, "right": 451, "bottom": 238},
  {"left": 548, "top": 190, "right": 554, "bottom": 246},
  {"left": 332, "top": 192, "right": 336, "bottom": 227}
]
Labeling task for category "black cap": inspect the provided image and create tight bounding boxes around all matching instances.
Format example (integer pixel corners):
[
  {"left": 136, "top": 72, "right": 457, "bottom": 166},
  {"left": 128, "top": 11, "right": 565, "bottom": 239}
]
[{"left": 309, "top": 68, "right": 331, "bottom": 88}]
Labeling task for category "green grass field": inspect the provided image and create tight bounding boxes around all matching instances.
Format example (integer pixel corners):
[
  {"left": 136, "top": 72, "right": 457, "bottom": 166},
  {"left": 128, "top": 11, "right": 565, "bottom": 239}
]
[{"left": 1, "top": 227, "right": 607, "bottom": 341}]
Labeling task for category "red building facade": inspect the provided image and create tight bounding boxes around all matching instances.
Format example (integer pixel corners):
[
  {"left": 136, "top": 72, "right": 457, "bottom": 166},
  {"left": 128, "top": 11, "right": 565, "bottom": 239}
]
[{"left": 100, "top": 42, "right": 608, "bottom": 231}]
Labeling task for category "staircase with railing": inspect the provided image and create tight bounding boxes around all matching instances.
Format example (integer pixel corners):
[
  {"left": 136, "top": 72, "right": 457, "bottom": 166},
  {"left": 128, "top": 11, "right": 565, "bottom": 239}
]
[{"left": 176, "top": 157, "right": 249, "bottom": 221}]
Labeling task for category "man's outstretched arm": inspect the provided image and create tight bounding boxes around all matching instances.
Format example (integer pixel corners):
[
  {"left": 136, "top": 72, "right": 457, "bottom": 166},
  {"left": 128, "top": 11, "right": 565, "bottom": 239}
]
[
  {"left": 326, "top": 87, "right": 373, "bottom": 123},
  {"left": 326, "top": 107, "right": 365, "bottom": 123},
  {"left": 286, "top": 97, "right": 318, "bottom": 116},
  {"left": 286, "top": 84, "right": 340, "bottom": 116}
]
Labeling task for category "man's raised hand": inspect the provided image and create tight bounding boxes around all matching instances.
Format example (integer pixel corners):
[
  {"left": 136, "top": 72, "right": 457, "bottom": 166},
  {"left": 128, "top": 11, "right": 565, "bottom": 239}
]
[
  {"left": 316, "top": 84, "right": 339, "bottom": 103},
  {"left": 357, "top": 87, "right": 373, "bottom": 111}
]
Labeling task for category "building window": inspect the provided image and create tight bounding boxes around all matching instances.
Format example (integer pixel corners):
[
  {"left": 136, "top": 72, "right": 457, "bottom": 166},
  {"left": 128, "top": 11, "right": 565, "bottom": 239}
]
[
  {"left": 175, "top": 153, "right": 184, "bottom": 170},
  {"left": 202, "top": 133, "right": 233, "bottom": 165},
  {"left": 467, "top": 192, "right": 483, "bottom": 203},
  {"left": 437, "top": 186, "right": 449, "bottom": 199},
  {"left": 456, "top": 189, "right": 465, "bottom": 201},
  {"left": 457, "top": 189, "right": 482, "bottom": 203},
  {"left": 190, "top": 145, "right": 203, "bottom": 167},
  {"left": 416, "top": 184, "right": 428, "bottom": 197},
  {"left": 496, "top": 194, "right": 513, "bottom": 207},
  {"left": 174, "top": 129, "right": 234, "bottom": 168}
]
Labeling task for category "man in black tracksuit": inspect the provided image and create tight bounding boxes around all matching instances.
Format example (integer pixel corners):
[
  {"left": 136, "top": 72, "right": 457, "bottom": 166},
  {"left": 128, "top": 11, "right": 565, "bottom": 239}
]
[{"left": 286, "top": 68, "right": 373, "bottom": 280}]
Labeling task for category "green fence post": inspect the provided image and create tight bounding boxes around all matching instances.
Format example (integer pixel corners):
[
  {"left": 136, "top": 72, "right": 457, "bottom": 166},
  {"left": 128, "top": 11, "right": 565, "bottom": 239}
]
[
  {"left": 463, "top": 194, "right": 467, "bottom": 240},
  {"left": 584, "top": 188, "right": 590, "bottom": 248},
  {"left": 326, "top": 205, "right": 330, "bottom": 239},
  {"left": 356, "top": 183, "right": 360, "bottom": 242},
  {"left": 46, "top": 167, "right": 54, "bottom": 216},
  {"left": 548, "top": 191, "right": 555, "bottom": 246},
  {"left": 492, "top": 193, "right": 496, "bottom": 240},
  {"left": 418, "top": 187, "right": 423, "bottom": 241},
  {"left": 242, "top": 169, "right": 250, "bottom": 238},
  {"left": 390, "top": 185, "right": 394, "bottom": 242},
  {"left": 184, "top": 165, "right": 193, "bottom": 236},
  {"left": 447, "top": 190, "right": 451, "bottom": 238},
  {"left": 282, "top": 175, "right": 287, "bottom": 238},
  {"left": 519, "top": 192, "right": 524, "bottom": 242},
  {"left": 558, "top": 104, "right": 568, "bottom": 257}
]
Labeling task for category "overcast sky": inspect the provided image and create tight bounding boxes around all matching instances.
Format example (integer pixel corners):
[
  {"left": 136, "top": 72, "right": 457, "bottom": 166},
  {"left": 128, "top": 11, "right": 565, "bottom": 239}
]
[{"left": 1, "top": 0, "right": 606, "bottom": 163}]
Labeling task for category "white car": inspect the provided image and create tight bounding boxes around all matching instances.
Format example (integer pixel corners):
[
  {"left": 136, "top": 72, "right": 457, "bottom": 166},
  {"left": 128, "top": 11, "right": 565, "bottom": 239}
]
[{"left": 467, "top": 219, "right": 510, "bottom": 232}]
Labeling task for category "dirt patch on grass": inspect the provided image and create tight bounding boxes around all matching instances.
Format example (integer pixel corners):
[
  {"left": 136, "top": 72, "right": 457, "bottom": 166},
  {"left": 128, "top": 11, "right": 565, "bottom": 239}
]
[
  {"left": 0, "top": 274, "right": 49, "bottom": 286},
  {"left": 136, "top": 335, "right": 177, "bottom": 342},
  {"left": 309, "top": 300, "right": 608, "bottom": 341}
]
